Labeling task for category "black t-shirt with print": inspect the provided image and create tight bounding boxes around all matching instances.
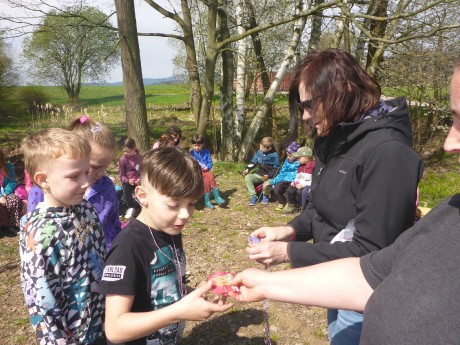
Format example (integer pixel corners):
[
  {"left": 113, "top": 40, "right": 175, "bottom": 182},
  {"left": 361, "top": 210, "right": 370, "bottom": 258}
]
[{"left": 101, "top": 218, "right": 186, "bottom": 345}]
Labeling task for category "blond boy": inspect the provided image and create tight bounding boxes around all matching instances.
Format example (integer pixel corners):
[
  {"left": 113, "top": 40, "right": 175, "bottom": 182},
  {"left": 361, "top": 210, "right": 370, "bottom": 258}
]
[{"left": 20, "top": 128, "right": 106, "bottom": 345}]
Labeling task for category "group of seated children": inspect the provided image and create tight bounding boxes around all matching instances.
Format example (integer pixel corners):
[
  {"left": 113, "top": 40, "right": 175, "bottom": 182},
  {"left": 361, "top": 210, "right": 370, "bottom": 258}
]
[{"left": 242, "top": 136, "right": 315, "bottom": 212}]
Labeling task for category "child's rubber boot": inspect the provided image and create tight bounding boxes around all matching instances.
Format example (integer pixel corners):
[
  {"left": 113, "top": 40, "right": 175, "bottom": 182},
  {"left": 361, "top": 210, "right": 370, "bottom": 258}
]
[
  {"left": 282, "top": 203, "right": 296, "bottom": 214},
  {"left": 275, "top": 202, "right": 285, "bottom": 211},
  {"left": 211, "top": 187, "right": 225, "bottom": 205},
  {"left": 204, "top": 193, "right": 214, "bottom": 209}
]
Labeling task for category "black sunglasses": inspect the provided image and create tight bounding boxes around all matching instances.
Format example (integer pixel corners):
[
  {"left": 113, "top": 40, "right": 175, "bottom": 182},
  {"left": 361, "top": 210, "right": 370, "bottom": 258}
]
[{"left": 297, "top": 99, "right": 314, "bottom": 112}]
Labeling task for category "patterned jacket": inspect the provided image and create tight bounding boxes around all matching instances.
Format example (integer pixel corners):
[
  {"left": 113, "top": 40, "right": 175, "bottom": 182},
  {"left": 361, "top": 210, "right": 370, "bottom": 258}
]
[{"left": 19, "top": 201, "right": 106, "bottom": 344}]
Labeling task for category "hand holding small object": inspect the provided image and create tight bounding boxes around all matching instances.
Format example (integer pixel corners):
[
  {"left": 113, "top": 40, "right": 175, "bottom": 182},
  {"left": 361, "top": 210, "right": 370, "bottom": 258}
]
[
  {"left": 250, "top": 226, "right": 295, "bottom": 242},
  {"left": 227, "top": 268, "right": 269, "bottom": 302},
  {"left": 208, "top": 272, "right": 239, "bottom": 296},
  {"left": 178, "top": 281, "right": 234, "bottom": 321}
]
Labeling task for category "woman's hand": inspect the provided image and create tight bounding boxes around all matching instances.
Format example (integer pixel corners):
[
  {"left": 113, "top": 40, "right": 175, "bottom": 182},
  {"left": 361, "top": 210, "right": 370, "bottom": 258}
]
[
  {"left": 249, "top": 226, "right": 295, "bottom": 242},
  {"left": 0, "top": 195, "right": 6, "bottom": 206},
  {"left": 247, "top": 241, "right": 289, "bottom": 266},
  {"left": 227, "top": 268, "right": 269, "bottom": 302}
]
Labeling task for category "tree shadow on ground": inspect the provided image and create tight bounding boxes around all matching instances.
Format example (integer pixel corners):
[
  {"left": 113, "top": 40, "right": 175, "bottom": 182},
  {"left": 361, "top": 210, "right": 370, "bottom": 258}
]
[{"left": 182, "top": 308, "right": 276, "bottom": 345}]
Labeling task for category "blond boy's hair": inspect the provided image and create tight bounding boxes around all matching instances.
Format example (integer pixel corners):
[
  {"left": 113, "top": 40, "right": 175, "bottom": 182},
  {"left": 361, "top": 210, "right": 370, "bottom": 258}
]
[
  {"left": 260, "top": 136, "right": 275, "bottom": 149},
  {"left": 21, "top": 128, "right": 91, "bottom": 179}
]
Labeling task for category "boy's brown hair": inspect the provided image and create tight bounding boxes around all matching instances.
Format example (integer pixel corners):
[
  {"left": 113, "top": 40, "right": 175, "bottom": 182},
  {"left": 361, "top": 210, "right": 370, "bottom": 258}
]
[
  {"left": 191, "top": 134, "right": 205, "bottom": 145},
  {"left": 140, "top": 147, "right": 204, "bottom": 200},
  {"left": 21, "top": 128, "right": 91, "bottom": 181},
  {"left": 260, "top": 136, "right": 275, "bottom": 150}
]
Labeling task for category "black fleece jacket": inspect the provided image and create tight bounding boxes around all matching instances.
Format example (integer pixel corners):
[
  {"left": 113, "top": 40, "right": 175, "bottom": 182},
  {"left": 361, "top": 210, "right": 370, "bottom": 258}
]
[{"left": 287, "top": 98, "right": 424, "bottom": 268}]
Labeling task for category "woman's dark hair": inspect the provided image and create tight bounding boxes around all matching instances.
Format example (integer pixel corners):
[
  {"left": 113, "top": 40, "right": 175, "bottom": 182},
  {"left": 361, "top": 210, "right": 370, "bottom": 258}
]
[
  {"left": 191, "top": 134, "right": 204, "bottom": 145},
  {"left": 286, "top": 49, "right": 381, "bottom": 141},
  {"left": 166, "top": 125, "right": 182, "bottom": 145}
]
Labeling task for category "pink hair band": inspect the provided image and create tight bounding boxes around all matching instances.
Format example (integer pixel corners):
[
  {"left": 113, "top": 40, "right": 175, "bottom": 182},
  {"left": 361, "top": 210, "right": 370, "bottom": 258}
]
[{"left": 80, "top": 115, "right": 90, "bottom": 123}]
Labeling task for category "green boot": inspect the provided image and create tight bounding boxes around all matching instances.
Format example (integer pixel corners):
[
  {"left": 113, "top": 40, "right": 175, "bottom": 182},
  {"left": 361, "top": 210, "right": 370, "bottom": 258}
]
[
  {"left": 275, "top": 202, "right": 285, "bottom": 211},
  {"left": 282, "top": 203, "right": 296, "bottom": 215},
  {"left": 211, "top": 187, "right": 225, "bottom": 205},
  {"left": 204, "top": 193, "right": 214, "bottom": 209}
]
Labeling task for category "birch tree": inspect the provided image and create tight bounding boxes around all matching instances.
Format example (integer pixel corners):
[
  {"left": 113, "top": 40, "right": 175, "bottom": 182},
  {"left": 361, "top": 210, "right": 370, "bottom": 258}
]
[{"left": 238, "top": 0, "right": 311, "bottom": 161}]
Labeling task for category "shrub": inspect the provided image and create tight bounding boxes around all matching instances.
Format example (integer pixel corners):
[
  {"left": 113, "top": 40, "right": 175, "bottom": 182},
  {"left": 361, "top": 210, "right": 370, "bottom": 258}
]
[{"left": 17, "top": 86, "right": 50, "bottom": 112}]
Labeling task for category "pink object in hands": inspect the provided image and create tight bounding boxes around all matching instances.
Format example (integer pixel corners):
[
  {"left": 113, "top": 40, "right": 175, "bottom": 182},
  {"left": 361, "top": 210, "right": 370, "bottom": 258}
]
[{"left": 208, "top": 272, "right": 239, "bottom": 295}]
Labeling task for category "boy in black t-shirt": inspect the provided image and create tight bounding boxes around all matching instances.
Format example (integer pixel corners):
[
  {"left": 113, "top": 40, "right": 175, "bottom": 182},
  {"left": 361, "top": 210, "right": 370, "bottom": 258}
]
[{"left": 101, "top": 147, "right": 233, "bottom": 345}]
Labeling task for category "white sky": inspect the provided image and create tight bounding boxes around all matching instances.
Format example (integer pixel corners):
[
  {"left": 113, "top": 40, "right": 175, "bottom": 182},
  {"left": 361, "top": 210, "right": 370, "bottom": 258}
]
[
  {"left": 2, "top": 0, "right": 177, "bottom": 83},
  {"left": 109, "top": 1, "right": 177, "bottom": 82}
]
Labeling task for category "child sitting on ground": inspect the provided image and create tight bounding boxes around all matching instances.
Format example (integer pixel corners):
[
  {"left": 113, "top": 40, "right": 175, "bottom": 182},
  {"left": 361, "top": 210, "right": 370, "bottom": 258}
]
[
  {"left": 0, "top": 150, "right": 23, "bottom": 235},
  {"left": 118, "top": 138, "right": 142, "bottom": 219},
  {"left": 101, "top": 147, "right": 233, "bottom": 344},
  {"left": 152, "top": 125, "right": 183, "bottom": 149},
  {"left": 156, "top": 133, "right": 178, "bottom": 148},
  {"left": 262, "top": 142, "right": 300, "bottom": 208},
  {"left": 283, "top": 146, "right": 315, "bottom": 214},
  {"left": 69, "top": 115, "right": 121, "bottom": 250},
  {"left": 189, "top": 134, "right": 225, "bottom": 209},
  {"left": 20, "top": 128, "right": 106, "bottom": 345},
  {"left": 242, "top": 136, "right": 280, "bottom": 206}
]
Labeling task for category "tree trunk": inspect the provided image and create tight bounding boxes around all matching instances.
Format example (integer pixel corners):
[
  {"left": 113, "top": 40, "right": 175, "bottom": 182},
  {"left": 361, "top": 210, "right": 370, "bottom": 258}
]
[
  {"left": 234, "top": 0, "right": 247, "bottom": 159},
  {"left": 308, "top": 0, "right": 324, "bottom": 51},
  {"left": 238, "top": 0, "right": 309, "bottom": 162},
  {"left": 219, "top": 0, "right": 235, "bottom": 161},
  {"left": 245, "top": 0, "right": 273, "bottom": 137},
  {"left": 365, "top": 0, "right": 389, "bottom": 78},
  {"left": 355, "top": 0, "right": 379, "bottom": 63},
  {"left": 365, "top": 0, "right": 412, "bottom": 78},
  {"left": 181, "top": 0, "right": 202, "bottom": 126},
  {"left": 114, "top": 0, "right": 150, "bottom": 152},
  {"left": 197, "top": 0, "right": 218, "bottom": 136}
]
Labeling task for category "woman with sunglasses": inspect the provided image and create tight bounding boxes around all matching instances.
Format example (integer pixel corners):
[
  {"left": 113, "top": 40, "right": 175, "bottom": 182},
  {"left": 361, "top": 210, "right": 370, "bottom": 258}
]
[{"left": 246, "top": 49, "right": 424, "bottom": 345}]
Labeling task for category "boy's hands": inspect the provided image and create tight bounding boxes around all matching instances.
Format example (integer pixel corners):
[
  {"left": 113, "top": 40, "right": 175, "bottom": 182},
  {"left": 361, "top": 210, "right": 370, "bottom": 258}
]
[
  {"left": 178, "top": 281, "right": 233, "bottom": 321},
  {"left": 242, "top": 169, "right": 249, "bottom": 176}
]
